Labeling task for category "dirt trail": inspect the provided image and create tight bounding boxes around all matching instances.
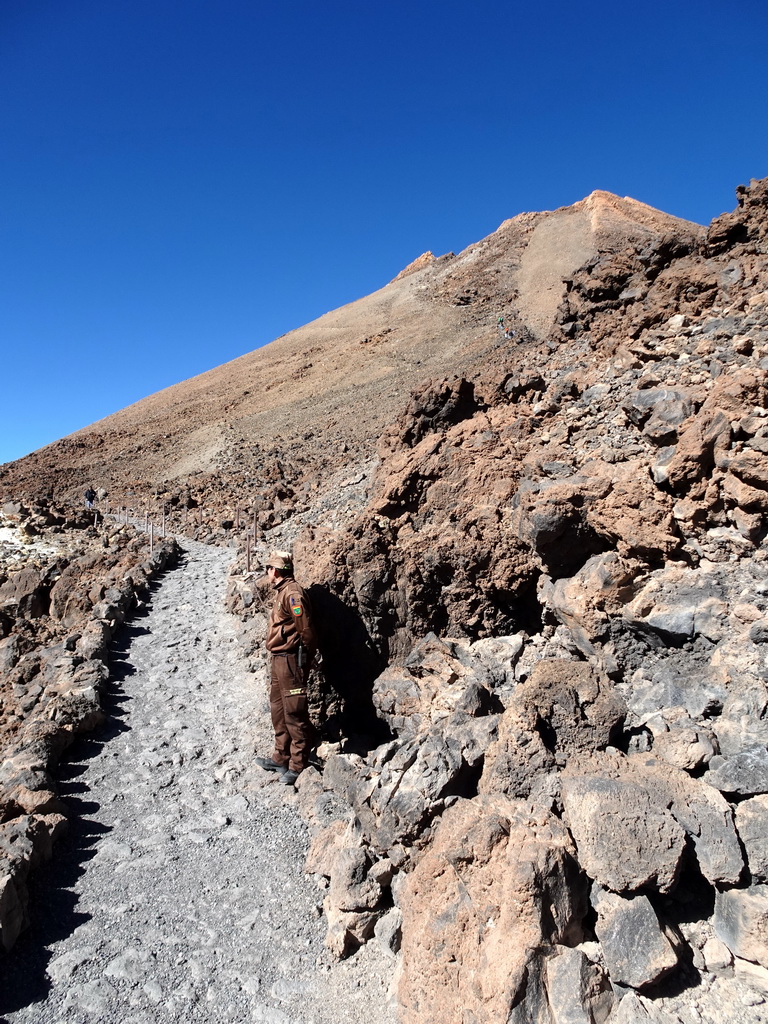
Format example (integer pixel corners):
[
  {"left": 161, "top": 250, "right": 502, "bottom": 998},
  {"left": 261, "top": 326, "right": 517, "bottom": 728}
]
[{"left": 0, "top": 539, "right": 395, "bottom": 1024}]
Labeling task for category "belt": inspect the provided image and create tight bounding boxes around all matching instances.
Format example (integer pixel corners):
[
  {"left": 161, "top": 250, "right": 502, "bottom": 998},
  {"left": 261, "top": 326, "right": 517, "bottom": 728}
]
[{"left": 270, "top": 649, "right": 298, "bottom": 657}]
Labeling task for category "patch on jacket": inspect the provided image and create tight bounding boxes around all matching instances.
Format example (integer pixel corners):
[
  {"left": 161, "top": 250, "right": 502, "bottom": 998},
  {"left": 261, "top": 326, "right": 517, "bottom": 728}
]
[{"left": 291, "top": 600, "right": 302, "bottom": 616}]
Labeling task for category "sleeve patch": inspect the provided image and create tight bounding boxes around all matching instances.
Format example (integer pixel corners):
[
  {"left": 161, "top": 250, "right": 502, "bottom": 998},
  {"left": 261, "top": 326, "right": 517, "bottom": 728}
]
[{"left": 291, "top": 601, "right": 303, "bottom": 616}]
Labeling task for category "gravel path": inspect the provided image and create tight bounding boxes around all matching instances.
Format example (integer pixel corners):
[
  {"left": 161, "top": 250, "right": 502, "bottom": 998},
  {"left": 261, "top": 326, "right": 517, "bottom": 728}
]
[{"left": 0, "top": 539, "right": 396, "bottom": 1024}]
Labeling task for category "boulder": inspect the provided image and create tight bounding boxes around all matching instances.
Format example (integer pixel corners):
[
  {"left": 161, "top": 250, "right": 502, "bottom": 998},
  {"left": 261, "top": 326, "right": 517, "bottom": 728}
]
[
  {"left": 591, "top": 887, "right": 678, "bottom": 990},
  {"left": 374, "top": 907, "right": 402, "bottom": 955},
  {"left": 468, "top": 634, "right": 524, "bottom": 695},
  {"left": 622, "top": 659, "right": 728, "bottom": 722},
  {"left": 397, "top": 796, "right": 587, "bottom": 1024},
  {"left": 479, "top": 660, "right": 625, "bottom": 805},
  {"left": 48, "top": 564, "right": 94, "bottom": 626},
  {"left": 372, "top": 633, "right": 496, "bottom": 737},
  {"left": 622, "top": 387, "right": 694, "bottom": 445},
  {"left": 546, "top": 552, "right": 637, "bottom": 654},
  {"left": 714, "top": 885, "right": 768, "bottom": 967},
  {"left": 511, "top": 659, "right": 626, "bottom": 764},
  {"left": 735, "top": 796, "right": 768, "bottom": 882},
  {"left": 354, "top": 714, "right": 498, "bottom": 854},
  {"left": 645, "top": 706, "right": 718, "bottom": 771},
  {"left": 664, "top": 409, "right": 731, "bottom": 492},
  {"left": 624, "top": 565, "right": 728, "bottom": 643},
  {"left": 479, "top": 705, "right": 557, "bottom": 800},
  {"left": 706, "top": 746, "right": 768, "bottom": 797},
  {"left": 0, "top": 567, "right": 48, "bottom": 620},
  {"left": 328, "top": 846, "right": 382, "bottom": 913},
  {"left": 561, "top": 751, "right": 743, "bottom": 888},
  {"left": 561, "top": 774, "right": 686, "bottom": 894},
  {"left": 544, "top": 945, "right": 614, "bottom": 1024},
  {"left": 323, "top": 904, "right": 380, "bottom": 960}
]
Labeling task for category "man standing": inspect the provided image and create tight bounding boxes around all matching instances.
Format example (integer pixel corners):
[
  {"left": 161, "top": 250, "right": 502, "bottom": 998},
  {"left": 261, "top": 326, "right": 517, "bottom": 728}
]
[{"left": 255, "top": 551, "right": 318, "bottom": 787}]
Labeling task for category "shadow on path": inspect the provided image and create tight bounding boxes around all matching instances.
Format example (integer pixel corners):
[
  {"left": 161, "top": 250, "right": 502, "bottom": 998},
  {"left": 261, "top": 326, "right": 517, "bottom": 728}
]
[{"left": 0, "top": 612, "right": 151, "bottom": 1018}]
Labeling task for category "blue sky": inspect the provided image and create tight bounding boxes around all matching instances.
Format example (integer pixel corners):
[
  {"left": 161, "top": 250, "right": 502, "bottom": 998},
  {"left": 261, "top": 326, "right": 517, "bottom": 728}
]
[{"left": 1, "top": 0, "right": 766, "bottom": 465}]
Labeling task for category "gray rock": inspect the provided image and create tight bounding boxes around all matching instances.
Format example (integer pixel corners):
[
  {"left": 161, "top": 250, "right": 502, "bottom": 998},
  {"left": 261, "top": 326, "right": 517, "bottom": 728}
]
[
  {"left": 468, "top": 634, "right": 524, "bottom": 693},
  {"left": 479, "top": 706, "right": 556, "bottom": 800},
  {"left": 624, "top": 567, "right": 728, "bottom": 643},
  {"left": 592, "top": 888, "right": 678, "bottom": 990},
  {"left": 646, "top": 707, "right": 717, "bottom": 771},
  {"left": 562, "top": 751, "right": 744, "bottom": 888},
  {"left": 346, "top": 709, "right": 498, "bottom": 855},
  {"left": 623, "top": 388, "right": 693, "bottom": 445},
  {"left": 328, "top": 847, "right": 382, "bottom": 912},
  {"left": 544, "top": 945, "right": 614, "bottom": 1024},
  {"left": 374, "top": 907, "right": 402, "bottom": 955},
  {"left": 561, "top": 775, "right": 686, "bottom": 894},
  {"left": 714, "top": 885, "right": 768, "bottom": 967},
  {"left": 622, "top": 660, "right": 727, "bottom": 721},
  {"left": 372, "top": 633, "right": 496, "bottom": 737},
  {"left": 707, "top": 746, "right": 768, "bottom": 796},
  {"left": 606, "top": 991, "right": 661, "bottom": 1022},
  {"left": 361, "top": 727, "right": 467, "bottom": 852},
  {"left": 735, "top": 796, "right": 768, "bottom": 882},
  {"left": 702, "top": 934, "right": 732, "bottom": 971},
  {"left": 650, "top": 445, "right": 677, "bottom": 486}
]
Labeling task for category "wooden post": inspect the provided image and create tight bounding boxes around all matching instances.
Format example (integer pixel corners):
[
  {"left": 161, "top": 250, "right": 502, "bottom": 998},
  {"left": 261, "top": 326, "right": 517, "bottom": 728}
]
[
  {"left": 150, "top": 520, "right": 154, "bottom": 554},
  {"left": 246, "top": 532, "right": 251, "bottom": 573},
  {"left": 198, "top": 505, "right": 202, "bottom": 526},
  {"left": 236, "top": 504, "right": 240, "bottom": 529},
  {"left": 162, "top": 506, "right": 166, "bottom": 538},
  {"left": 253, "top": 508, "right": 258, "bottom": 543}
]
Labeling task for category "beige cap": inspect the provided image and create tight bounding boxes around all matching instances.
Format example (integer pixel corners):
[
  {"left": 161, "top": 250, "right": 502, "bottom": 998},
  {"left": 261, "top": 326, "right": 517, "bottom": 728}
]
[{"left": 264, "top": 550, "right": 293, "bottom": 571}]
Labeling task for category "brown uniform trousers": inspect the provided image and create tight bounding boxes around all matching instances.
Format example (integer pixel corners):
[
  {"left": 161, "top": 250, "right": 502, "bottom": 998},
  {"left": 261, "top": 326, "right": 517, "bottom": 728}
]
[{"left": 270, "top": 652, "right": 316, "bottom": 773}]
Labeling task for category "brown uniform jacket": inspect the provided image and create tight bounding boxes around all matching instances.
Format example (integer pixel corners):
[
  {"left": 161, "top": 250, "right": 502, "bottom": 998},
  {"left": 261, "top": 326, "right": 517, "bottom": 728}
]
[{"left": 266, "top": 577, "right": 317, "bottom": 654}]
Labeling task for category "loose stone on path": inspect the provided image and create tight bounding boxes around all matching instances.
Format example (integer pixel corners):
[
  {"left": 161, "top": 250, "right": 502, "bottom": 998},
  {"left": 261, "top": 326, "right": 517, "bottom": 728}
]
[{"left": 1, "top": 539, "right": 395, "bottom": 1024}]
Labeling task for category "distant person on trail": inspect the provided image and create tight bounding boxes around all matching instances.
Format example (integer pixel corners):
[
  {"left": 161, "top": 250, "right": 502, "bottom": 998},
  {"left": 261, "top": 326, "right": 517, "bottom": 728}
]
[
  {"left": 84, "top": 486, "right": 96, "bottom": 509},
  {"left": 255, "top": 551, "right": 318, "bottom": 788},
  {"left": 497, "top": 314, "right": 505, "bottom": 335}
]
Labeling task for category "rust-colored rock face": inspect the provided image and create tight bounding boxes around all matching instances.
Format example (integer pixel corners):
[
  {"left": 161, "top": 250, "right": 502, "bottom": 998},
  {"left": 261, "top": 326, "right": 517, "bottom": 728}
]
[
  {"left": 3, "top": 178, "right": 768, "bottom": 1018},
  {"left": 398, "top": 797, "right": 585, "bottom": 1024}
]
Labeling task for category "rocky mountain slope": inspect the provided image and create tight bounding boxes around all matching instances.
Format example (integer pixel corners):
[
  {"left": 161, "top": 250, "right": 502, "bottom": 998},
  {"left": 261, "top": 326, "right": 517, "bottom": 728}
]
[
  {"left": 0, "top": 188, "right": 701, "bottom": 512},
  {"left": 2, "top": 177, "right": 768, "bottom": 1022}
]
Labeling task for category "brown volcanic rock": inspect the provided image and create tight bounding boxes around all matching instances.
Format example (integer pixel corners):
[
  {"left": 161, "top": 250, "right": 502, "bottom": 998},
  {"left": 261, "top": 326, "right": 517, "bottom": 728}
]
[{"left": 397, "top": 795, "right": 586, "bottom": 1024}]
